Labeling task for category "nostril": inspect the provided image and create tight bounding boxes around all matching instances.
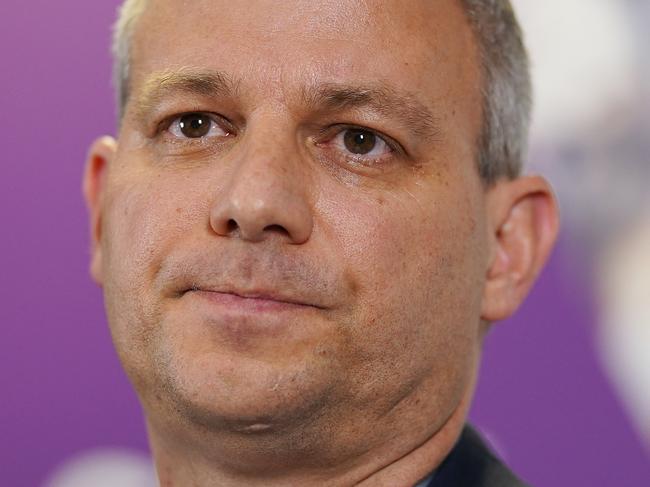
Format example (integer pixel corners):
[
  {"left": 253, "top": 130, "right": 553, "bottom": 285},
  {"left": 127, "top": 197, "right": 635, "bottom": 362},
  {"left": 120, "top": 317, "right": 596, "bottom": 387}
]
[{"left": 226, "top": 219, "right": 238, "bottom": 233}]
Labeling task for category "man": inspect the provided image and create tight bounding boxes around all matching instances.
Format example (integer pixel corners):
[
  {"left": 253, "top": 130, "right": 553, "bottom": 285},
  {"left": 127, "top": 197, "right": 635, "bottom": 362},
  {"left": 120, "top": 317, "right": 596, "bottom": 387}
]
[{"left": 83, "top": 0, "right": 559, "bottom": 485}]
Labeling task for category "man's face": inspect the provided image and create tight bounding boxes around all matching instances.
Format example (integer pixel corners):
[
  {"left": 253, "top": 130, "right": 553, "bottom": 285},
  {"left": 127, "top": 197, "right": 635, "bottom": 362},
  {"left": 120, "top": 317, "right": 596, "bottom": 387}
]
[{"left": 95, "top": 0, "right": 489, "bottom": 457}]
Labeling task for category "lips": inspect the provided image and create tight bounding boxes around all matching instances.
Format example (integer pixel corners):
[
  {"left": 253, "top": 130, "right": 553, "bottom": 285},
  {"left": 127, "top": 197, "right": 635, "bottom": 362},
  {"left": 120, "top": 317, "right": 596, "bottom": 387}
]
[{"left": 183, "top": 287, "right": 325, "bottom": 311}]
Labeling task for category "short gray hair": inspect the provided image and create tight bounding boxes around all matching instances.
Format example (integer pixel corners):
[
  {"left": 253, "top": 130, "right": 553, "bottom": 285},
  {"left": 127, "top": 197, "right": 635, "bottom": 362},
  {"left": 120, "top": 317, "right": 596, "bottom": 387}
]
[
  {"left": 459, "top": 0, "right": 532, "bottom": 182},
  {"left": 112, "top": 0, "right": 147, "bottom": 117},
  {"left": 112, "top": 0, "right": 531, "bottom": 182}
]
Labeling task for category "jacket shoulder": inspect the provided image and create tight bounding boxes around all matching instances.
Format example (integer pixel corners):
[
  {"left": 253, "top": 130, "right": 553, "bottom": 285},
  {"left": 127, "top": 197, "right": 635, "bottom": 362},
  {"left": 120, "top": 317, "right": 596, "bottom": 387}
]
[{"left": 429, "top": 425, "right": 531, "bottom": 487}]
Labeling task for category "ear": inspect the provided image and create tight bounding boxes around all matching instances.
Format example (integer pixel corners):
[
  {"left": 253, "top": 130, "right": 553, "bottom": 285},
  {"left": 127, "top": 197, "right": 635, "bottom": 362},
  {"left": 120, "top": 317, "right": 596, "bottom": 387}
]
[
  {"left": 481, "top": 175, "right": 560, "bottom": 322},
  {"left": 82, "top": 136, "right": 117, "bottom": 286}
]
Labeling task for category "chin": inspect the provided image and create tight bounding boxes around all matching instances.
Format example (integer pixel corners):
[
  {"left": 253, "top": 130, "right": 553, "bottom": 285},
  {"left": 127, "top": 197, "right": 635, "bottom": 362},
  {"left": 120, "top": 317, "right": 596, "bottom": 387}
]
[{"left": 147, "top": 342, "right": 338, "bottom": 434}]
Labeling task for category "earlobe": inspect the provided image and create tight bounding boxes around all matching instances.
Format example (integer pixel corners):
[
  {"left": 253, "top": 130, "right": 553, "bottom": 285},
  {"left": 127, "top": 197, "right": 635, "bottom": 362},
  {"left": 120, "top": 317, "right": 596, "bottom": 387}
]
[
  {"left": 480, "top": 176, "right": 560, "bottom": 322},
  {"left": 83, "top": 136, "right": 117, "bottom": 286}
]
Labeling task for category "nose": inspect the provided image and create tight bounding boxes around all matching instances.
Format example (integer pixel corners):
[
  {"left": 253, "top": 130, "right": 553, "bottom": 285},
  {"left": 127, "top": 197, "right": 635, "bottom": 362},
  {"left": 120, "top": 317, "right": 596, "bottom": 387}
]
[{"left": 209, "top": 131, "right": 314, "bottom": 244}]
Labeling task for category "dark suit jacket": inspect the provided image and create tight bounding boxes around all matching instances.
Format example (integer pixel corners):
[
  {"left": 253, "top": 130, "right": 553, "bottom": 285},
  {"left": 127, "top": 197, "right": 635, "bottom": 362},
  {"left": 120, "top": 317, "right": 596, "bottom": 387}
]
[{"left": 427, "top": 425, "right": 531, "bottom": 487}]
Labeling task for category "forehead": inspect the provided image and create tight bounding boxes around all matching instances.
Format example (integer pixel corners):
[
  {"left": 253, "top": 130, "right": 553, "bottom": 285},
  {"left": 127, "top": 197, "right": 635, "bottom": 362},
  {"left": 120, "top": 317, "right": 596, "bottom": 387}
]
[{"left": 128, "top": 0, "right": 479, "bottom": 106}]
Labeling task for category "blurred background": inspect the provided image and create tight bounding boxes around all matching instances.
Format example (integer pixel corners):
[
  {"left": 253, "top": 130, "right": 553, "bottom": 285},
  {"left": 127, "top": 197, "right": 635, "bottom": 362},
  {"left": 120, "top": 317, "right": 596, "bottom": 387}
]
[{"left": 0, "top": 1, "right": 648, "bottom": 485}]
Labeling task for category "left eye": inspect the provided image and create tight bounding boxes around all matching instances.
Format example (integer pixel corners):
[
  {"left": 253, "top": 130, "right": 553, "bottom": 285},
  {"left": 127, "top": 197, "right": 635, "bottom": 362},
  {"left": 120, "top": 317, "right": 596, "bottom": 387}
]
[
  {"left": 334, "top": 128, "right": 391, "bottom": 157},
  {"left": 168, "top": 113, "right": 229, "bottom": 139}
]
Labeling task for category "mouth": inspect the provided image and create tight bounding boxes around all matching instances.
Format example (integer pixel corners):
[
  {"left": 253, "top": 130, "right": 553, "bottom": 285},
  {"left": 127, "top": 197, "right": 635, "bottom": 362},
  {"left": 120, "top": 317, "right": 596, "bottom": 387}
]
[{"left": 183, "top": 288, "right": 325, "bottom": 312}]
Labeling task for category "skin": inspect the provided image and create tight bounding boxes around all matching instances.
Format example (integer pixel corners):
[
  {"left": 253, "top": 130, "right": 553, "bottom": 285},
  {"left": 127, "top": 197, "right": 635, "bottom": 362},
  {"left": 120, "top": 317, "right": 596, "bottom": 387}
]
[{"left": 84, "top": 0, "right": 559, "bottom": 485}]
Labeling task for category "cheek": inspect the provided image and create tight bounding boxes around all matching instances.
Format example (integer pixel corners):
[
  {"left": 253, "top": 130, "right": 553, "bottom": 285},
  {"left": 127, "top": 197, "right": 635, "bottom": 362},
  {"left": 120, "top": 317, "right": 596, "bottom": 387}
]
[
  {"left": 317, "top": 182, "right": 485, "bottom": 380},
  {"left": 104, "top": 173, "right": 206, "bottom": 274},
  {"left": 327, "top": 189, "right": 481, "bottom": 309},
  {"left": 100, "top": 172, "right": 209, "bottom": 340}
]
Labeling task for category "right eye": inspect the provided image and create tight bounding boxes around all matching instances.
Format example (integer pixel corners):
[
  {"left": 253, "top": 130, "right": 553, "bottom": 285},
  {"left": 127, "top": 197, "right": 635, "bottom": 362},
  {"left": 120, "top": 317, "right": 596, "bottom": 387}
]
[{"left": 168, "top": 113, "right": 230, "bottom": 139}]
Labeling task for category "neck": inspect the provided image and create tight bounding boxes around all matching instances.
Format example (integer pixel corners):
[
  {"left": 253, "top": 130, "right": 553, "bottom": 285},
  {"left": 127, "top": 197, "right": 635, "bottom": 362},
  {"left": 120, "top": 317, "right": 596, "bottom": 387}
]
[{"left": 146, "top": 381, "right": 475, "bottom": 487}]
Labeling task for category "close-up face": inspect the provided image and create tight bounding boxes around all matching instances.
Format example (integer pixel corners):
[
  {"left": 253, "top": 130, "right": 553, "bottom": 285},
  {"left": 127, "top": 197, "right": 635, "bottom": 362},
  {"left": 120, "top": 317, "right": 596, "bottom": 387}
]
[{"left": 90, "top": 0, "right": 492, "bottom": 464}]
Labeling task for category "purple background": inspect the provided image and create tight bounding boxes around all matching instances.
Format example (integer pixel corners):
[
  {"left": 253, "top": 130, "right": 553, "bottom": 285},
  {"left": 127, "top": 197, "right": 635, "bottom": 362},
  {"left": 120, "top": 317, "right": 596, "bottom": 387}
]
[{"left": 1, "top": 1, "right": 648, "bottom": 486}]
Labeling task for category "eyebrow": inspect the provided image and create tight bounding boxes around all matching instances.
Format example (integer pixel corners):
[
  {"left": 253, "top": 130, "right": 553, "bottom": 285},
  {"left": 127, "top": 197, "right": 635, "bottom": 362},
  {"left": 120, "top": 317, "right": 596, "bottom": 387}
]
[
  {"left": 131, "top": 70, "right": 238, "bottom": 121},
  {"left": 131, "top": 70, "right": 440, "bottom": 140},
  {"left": 301, "top": 83, "right": 440, "bottom": 140}
]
